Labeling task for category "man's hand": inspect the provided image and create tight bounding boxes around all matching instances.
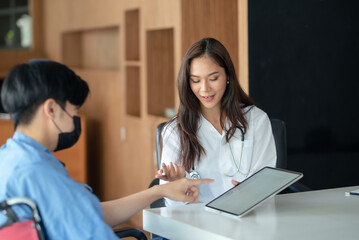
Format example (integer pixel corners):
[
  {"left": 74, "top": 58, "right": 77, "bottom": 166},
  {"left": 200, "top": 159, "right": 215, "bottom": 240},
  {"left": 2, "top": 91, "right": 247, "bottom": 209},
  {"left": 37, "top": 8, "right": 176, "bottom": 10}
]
[{"left": 158, "top": 178, "right": 214, "bottom": 203}]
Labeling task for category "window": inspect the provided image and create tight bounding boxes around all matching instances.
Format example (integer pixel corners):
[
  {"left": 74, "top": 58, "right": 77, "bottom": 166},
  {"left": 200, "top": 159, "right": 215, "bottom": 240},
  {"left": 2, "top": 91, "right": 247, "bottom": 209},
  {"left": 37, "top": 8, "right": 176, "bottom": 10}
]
[{"left": 0, "top": 0, "right": 31, "bottom": 49}]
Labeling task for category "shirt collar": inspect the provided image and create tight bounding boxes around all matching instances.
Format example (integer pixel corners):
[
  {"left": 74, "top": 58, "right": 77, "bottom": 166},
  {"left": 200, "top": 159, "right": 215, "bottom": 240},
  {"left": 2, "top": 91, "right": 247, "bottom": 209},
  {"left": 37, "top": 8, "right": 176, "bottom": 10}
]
[
  {"left": 199, "top": 114, "right": 230, "bottom": 137},
  {"left": 13, "top": 131, "right": 50, "bottom": 153}
]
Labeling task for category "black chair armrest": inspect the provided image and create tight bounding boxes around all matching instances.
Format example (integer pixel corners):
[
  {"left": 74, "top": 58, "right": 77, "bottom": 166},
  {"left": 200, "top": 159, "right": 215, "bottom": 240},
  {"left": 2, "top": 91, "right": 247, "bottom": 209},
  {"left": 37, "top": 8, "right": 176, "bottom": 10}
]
[
  {"left": 114, "top": 227, "right": 148, "bottom": 240},
  {"left": 148, "top": 178, "right": 160, "bottom": 188},
  {"left": 289, "top": 181, "right": 312, "bottom": 192}
]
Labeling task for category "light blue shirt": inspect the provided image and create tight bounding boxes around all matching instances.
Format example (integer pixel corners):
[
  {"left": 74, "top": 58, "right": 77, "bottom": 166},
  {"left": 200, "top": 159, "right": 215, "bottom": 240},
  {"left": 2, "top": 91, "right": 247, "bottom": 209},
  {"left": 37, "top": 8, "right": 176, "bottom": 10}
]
[{"left": 0, "top": 132, "right": 118, "bottom": 239}]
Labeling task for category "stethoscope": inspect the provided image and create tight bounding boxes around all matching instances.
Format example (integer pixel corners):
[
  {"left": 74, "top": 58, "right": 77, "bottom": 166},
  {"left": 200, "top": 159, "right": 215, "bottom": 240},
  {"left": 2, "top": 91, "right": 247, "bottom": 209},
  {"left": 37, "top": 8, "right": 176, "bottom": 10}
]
[{"left": 189, "top": 126, "right": 245, "bottom": 179}]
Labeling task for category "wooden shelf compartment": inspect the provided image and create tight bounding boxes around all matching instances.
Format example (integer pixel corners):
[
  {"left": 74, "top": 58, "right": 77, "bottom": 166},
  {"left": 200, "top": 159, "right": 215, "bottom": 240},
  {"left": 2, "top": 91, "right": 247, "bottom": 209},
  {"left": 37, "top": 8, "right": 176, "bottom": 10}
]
[
  {"left": 62, "top": 26, "right": 119, "bottom": 70},
  {"left": 146, "top": 28, "right": 175, "bottom": 117},
  {"left": 125, "top": 61, "right": 141, "bottom": 67},
  {"left": 125, "top": 9, "right": 140, "bottom": 61},
  {"left": 126, "top": 66, "right": 141, "bottom": 117}
]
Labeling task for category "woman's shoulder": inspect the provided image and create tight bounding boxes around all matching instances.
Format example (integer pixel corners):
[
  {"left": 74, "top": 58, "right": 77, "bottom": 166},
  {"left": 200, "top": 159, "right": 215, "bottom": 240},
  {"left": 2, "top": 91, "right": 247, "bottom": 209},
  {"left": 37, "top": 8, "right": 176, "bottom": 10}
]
[
  {"left": 161, "top": 119, "right": 179, "bottom": 139},
  {"left": 243, "top": 105, "right": 267, "bottom": 118},
  {"left": 243, "top": 105, "right": 270, "bottom": 126}
]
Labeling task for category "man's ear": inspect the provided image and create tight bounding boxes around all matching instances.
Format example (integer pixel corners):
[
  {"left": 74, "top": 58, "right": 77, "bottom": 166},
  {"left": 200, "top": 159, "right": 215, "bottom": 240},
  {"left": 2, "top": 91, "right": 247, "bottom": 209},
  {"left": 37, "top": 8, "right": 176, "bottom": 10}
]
[{"left": 42, "top": 99, "right": 58, "bottom": 119}]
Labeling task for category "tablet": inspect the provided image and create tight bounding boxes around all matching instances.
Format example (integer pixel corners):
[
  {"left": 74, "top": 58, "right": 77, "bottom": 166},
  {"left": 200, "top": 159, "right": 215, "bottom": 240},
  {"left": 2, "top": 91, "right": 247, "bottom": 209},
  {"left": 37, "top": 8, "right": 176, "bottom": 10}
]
[{"left": 205, "top": 167, "right": 303, "bottom": 218}]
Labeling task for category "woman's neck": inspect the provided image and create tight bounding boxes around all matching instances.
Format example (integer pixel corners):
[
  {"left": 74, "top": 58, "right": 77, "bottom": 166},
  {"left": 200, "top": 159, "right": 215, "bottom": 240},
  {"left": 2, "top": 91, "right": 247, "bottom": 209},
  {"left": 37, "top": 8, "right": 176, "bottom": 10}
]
[{"left": 201, "top": 108, "right": 226, "bottom": 134}]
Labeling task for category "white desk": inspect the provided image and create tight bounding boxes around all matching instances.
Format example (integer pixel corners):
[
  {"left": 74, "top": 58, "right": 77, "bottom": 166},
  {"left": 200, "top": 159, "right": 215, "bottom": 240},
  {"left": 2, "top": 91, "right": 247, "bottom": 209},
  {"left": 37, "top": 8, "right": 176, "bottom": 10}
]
[{"left": 143, "top": 186, "right": 359, "bottom": 240}]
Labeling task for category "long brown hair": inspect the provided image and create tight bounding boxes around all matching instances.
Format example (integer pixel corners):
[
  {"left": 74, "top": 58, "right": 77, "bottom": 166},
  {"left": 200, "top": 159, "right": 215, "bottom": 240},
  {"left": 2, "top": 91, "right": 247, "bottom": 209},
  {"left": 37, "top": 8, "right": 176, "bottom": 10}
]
[{"left": 168, "top": 38, "right": 256, "bottom": 172}]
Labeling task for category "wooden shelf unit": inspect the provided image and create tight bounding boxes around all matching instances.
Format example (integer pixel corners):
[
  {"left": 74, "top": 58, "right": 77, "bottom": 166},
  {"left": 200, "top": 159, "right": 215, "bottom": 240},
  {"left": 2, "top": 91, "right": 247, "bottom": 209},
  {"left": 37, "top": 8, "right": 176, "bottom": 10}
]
[
  {"left": 125, "top": 9, "right": 141, "bottom": 117},
  {"left": 62, "top": 26, "right": 120, "bottom": 70}
]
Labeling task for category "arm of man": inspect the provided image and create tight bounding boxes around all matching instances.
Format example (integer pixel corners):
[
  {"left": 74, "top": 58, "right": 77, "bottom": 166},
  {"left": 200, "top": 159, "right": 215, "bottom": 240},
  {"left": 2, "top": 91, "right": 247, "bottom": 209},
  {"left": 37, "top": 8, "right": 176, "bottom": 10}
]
[{"left": 101, "top": 178, "right": 213, "bottom": 227}]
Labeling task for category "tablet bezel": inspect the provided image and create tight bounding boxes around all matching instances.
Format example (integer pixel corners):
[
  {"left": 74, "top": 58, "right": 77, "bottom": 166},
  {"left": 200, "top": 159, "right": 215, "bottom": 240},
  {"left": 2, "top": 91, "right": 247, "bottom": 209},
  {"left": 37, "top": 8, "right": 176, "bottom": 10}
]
[{"left": 205, "top": 167, "right": 303, "bottom": 217}]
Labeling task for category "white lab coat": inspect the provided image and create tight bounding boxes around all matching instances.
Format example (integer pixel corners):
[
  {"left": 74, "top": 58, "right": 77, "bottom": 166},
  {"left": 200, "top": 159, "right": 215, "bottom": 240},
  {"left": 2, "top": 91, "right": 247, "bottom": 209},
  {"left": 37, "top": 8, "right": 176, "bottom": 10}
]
[{"left": 160, "top": 106, "right": 276, "bottom": 205}]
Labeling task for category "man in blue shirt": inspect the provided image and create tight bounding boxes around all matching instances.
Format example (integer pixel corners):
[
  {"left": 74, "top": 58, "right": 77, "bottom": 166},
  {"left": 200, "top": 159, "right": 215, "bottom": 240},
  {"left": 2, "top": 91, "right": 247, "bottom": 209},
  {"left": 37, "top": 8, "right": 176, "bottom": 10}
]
[{"left": 0, "top": 59, "right": 213, "bottom": 239}]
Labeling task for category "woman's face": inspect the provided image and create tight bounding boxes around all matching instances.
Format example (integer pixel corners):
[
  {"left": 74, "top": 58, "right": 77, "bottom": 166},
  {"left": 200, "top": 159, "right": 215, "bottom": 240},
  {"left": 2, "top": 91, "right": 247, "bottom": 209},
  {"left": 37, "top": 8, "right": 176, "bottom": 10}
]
[{"left": 189, "top": 55, "right": 227, "bottom": 114}]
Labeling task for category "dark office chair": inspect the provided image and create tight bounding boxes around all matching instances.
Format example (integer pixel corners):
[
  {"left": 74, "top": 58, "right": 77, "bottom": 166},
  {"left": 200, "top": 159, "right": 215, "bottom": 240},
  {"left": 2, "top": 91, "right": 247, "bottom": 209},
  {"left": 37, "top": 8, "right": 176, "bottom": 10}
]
[
  {"left": 270, "top": 119, "right": 311, "bottom": 193},
  {"left": 114, "top": 227, "right": 147, "bottom": 240},
  {"left": 0, "top": 197, "right": 148, "bottom": 240},
  {"left": 148, "top": 122, "right": 167, "bottom": 210},
  {"left": 270, "top": 119, "right": 287, "bottom": 170},
  {"left": 155, "top": 122, "right": 167, "bottom": 170}
]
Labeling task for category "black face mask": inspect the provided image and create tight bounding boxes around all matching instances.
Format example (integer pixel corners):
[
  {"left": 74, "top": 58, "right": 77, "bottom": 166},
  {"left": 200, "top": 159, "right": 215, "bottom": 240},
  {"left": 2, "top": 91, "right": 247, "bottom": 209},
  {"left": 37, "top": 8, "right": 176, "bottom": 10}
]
[
  {"left": 53, "top": 115, "right": 82, "bottom": 152},
  {"left": 54, "top": 116, "right": 81, "bottom": 152}
]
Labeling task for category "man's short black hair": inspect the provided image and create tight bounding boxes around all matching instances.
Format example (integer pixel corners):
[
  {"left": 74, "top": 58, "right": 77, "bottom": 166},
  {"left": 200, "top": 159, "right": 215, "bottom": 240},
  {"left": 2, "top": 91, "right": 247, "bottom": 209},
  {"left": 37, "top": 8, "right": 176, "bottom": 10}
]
[{"left": 1, "top": 59, "right": 89, "bottom": 128}]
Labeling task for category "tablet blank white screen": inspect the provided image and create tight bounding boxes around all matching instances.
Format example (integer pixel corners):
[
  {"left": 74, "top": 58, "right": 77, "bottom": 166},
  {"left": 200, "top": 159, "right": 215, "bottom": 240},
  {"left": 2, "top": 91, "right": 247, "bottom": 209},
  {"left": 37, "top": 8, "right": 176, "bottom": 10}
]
[{"left": 206, "top": 168, "right": 301, "bottom": 216}]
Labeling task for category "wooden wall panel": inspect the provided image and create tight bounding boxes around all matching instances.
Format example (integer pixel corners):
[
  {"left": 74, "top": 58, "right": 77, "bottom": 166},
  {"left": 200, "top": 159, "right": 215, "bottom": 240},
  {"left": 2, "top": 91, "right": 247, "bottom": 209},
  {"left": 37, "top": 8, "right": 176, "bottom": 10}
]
[
  {"left": 181, "top": 0, "right": 239, "bottom": 73},
  {"left": 76, "top": 69, "right": 122, "bottom": 200},
  {"left": 238, "top": 0, "right": 249, "bottom": 93}
]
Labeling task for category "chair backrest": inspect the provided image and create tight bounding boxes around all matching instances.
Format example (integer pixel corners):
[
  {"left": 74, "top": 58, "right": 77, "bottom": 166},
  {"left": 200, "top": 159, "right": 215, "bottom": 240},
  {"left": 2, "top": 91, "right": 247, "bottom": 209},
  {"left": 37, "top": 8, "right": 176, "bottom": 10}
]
[
  {"left": 151, "top": 122, "right": 167, "bottom": 211},
  {"left": 155, "top": 122, "right": 167, "bottom": 170},
  {"left": 269, "top": 119, "right": 288, "bottom": 169}
]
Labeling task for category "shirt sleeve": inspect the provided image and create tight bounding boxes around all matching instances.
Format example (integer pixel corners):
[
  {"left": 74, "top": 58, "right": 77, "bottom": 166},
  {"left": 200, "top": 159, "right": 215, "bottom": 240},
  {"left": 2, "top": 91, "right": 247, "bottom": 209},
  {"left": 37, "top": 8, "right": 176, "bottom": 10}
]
[
  {"left": 250, "top": 108, "right": 277, "bottom": 174},
  {"left": 159, "top": 122, "right": 188, "bottom": 206},
  {"left": 160, "top": 122, "right": 181, "bottom": 167},
  {"left": 7, "top": 163, "right": 118, "bottom": 240}
]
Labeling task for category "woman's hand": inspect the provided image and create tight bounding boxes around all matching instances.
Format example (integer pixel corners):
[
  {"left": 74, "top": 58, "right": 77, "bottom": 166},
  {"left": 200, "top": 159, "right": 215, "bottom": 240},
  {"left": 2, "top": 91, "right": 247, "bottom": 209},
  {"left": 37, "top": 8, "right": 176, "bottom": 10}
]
[
  {"left": 155, "top": 162, "right": 186, "bottom": 182},
  {"left": 159, "top": 178, "right": 214, "bottom": 203},
  {"left": 231, "top": 179, "right": 240, "bottom": 186}
]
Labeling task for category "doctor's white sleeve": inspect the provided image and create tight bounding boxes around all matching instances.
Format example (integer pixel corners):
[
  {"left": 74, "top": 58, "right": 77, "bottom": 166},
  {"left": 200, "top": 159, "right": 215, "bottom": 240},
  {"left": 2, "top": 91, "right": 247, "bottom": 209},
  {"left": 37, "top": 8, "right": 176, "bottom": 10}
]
[
  {"left": 159, "top": 123, "right": 187, "bottom": 206},
  {"left": 250, "top": 110, "right": 277, "bottom": 174}
]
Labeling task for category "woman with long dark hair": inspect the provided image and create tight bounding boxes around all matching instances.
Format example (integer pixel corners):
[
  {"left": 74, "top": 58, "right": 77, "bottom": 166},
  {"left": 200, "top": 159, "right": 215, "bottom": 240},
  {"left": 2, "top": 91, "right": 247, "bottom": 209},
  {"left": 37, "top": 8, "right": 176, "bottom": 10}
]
[{"left": 157, "top": 38, "right": 276, "bottom": 205}]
